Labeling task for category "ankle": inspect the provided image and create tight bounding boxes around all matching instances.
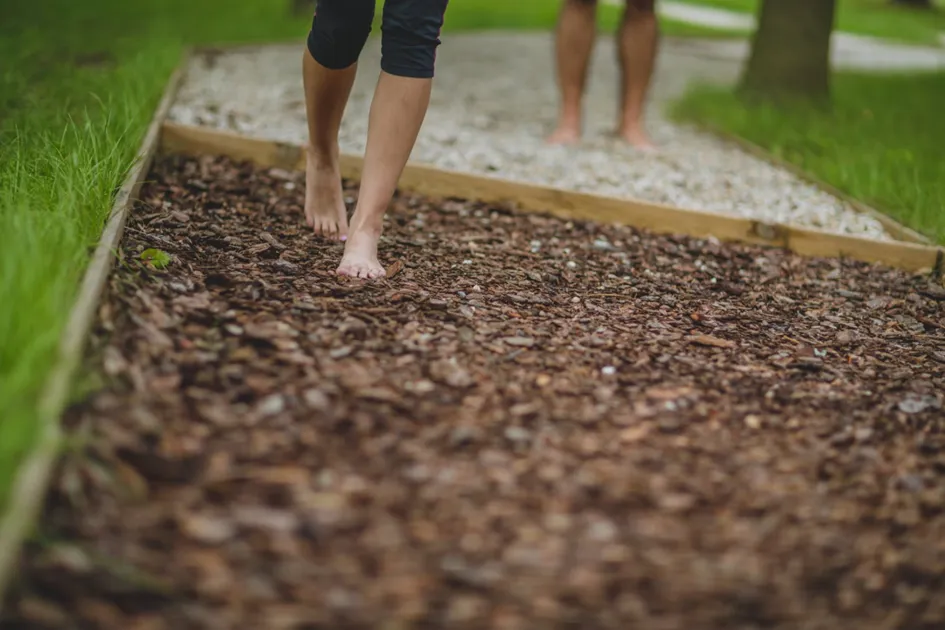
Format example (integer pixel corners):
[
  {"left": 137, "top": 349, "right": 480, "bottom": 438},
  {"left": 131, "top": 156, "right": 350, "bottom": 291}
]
[
  {"left": 305, "top": 141, "right": 339, "bottom": 167},
  {"left": 557, "top": 107, "right": 582, "bottom": 129},
  {"left": 619, "top": 113, "right": 645, "bottom": 131},
  {"left": 349, "top": 209, "right": 384, "bottom": 236}
]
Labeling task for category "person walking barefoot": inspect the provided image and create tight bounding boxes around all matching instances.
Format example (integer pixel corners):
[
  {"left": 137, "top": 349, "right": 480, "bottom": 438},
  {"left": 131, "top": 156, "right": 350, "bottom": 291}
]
[
  {"left": 547, "top": 0, "right": 659, "bottom": 149},
  {"left": 303, "top": 0, "right": 449, "bottom": 279}
]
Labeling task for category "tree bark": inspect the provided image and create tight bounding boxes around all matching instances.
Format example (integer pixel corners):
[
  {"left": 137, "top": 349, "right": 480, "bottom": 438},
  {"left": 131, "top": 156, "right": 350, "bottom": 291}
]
[{"left": 738, "top": 0, "right": 837, "bottom": 103}]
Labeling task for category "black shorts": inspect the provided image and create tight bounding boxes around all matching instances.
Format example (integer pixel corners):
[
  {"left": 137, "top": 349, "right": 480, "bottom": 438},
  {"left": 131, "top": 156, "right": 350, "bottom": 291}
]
[{"left": 307, "top": 0, "right": 449, "bottom": 79}]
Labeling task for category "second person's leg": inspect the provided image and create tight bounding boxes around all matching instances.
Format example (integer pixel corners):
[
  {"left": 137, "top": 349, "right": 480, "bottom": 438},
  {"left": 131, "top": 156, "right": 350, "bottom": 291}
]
[
  {"left": 616, "top": 0, "right": 659, "bottom": 149},
  {"left": 548, "top": 0, "right": 599, "bottom": 145},
  {"left": 337, "top": 0, "right": 449, "bottom": 279}
]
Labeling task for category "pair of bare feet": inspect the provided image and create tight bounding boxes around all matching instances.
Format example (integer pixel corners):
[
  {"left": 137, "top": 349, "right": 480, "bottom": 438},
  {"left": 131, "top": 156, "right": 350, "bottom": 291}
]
[
  {"left": 546, "top": 121, "right": 656, "bottom": 150},
  {"left": 304, "top": 145, "right": 386, "bottom": 280},
  {"left": 304, "top": 113, "right": 653, "bottom": 283}
]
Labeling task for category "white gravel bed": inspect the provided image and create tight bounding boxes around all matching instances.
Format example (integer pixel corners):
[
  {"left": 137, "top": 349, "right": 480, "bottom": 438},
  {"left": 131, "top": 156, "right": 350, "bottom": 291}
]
[{"left": 169, "top": 33, "right": 893, "bottom": 241}]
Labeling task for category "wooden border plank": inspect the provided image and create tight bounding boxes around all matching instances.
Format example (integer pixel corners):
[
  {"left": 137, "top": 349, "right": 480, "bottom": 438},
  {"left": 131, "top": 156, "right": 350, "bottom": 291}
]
[
  {"left": 693, "top": 122, "right": 932, "bottom": 245},
  {"left": 159, "top": 122, "right": 943, "bottom": 274},
  {"left": 0, "top": 55, "right": 190, "bottom": 609}
]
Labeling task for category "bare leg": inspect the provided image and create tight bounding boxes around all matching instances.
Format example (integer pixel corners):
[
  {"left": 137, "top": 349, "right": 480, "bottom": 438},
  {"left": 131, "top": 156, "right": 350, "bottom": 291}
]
[
  {"left": 547, "top": 0, "right": 598, "bottom": 145},
  {"left": 617, "top": 0, "right": 659, "bottom": 150},
  {"left": 302, "top": 48, "right": 357, "bottom": 240},
  {"left": 336, "top": 73, "right": 432, "bottom": 279}
]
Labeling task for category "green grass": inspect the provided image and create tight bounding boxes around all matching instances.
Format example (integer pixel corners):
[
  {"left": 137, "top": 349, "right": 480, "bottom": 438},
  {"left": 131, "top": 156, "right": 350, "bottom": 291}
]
[
  {"left": 686, "top": 0, "right": 945, "bottom": 45},
  {"left": 673, "top": 72, "right": 945, "bottom": 245},
  {"left": 0, "top": 0, "right": 309, "bottom": 513},
  {"left": 0, "top": 1, "right": 744, "bottom": 517}
]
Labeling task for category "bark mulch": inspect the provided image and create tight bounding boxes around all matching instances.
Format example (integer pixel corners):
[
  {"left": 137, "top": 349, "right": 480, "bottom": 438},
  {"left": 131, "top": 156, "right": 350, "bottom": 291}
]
[{"left": 4, "top": 154, "right": 945, "bottom": 630}]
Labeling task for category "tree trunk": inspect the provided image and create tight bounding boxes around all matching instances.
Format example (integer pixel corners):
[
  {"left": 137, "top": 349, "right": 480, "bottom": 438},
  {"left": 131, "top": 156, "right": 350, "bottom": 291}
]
[
  {"left": 891, "top": 0, "right": 932, "bottom": 8},
  {"left": 738, "top": 0, "right": 837, "bottom": 103}
]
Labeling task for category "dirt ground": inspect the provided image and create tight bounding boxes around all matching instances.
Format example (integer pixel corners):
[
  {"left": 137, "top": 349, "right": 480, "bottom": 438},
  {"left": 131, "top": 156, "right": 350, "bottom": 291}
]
[{"left": 4, "top": 154, "right": 945, "bottom": 630}]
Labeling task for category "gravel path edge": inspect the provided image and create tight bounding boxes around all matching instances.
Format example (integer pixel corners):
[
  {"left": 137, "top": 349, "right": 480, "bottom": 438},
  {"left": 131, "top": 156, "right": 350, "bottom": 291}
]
[{"left": 684, "top": 121, "right": 933, "bottom": 246}]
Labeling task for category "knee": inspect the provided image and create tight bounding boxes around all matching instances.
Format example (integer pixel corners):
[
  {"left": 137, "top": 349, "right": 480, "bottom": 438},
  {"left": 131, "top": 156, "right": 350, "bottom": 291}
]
[
  {"left": 381, "top": 2, "right": 448, "bottom": 79},
  {"left": 567, "top": 0, "right": 598, "bottom": 12},
  {"left": 307, "top": 0, "right": 375, "bottom": 70},
  {"left": 625, "top": 0, "right": 656, "bottom": 16}
]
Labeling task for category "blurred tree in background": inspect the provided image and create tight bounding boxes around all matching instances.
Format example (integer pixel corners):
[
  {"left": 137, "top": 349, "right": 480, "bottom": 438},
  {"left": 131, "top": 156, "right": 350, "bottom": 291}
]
[{"left": 739, "top": 0, "right": 837, "bottom": 103}]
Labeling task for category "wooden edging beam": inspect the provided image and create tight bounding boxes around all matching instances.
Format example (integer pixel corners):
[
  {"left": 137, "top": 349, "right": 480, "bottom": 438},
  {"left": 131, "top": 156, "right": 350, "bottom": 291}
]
[
  {"left": 0, "top": 56, "right": 189, "bottom": 610},
  {"left": 694, "top": 122, "right": 932, "bottom": 246},
  {"left": 160, "top": 122, "right": 943, "bottom": 274}
]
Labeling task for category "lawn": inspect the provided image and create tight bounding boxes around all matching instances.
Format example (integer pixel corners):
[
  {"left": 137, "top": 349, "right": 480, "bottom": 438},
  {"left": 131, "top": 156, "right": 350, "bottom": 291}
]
[
  {"left": 688, "top": 0, "right": 945, "bottom": 45},
  {"left": 673, "top": 71, "right": 945, "bottom": 245},
  {"left": 0, "top": 1, "right": 740, "bottom": 517}
]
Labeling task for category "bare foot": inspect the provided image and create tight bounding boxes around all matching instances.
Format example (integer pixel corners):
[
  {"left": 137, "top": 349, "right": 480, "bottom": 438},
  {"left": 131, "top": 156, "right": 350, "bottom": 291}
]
[
  {"left": 617, "top": 126, "right": 657, "bottom": 152},
  {"left": 546, "top": 122, "right": 582, "bottom": 145},
  {"left": 336, "top": 223, "right": 386, "bottom": 279},
  {"left": 304, "top": 144, "right": 348, "bottom": 240}
]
